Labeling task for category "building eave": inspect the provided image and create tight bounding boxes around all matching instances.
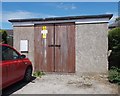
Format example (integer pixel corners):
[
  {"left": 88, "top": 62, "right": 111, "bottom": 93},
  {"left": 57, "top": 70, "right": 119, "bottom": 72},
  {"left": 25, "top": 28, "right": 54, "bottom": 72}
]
[
  {"left": 9, "top": 14, "right": 113, "bottom": 23},
  {"left": 8, "top": 14, "right": 113, "bottom": 27}
]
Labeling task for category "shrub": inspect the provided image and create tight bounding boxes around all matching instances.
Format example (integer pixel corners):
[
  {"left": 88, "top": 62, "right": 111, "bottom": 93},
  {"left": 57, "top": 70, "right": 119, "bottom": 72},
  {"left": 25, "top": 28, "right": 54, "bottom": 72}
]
[
  {"left": 33, "top": 71, "right": 45, "bottom": 78},
  {"left": 108, "top": 67, "right": 120, "bottom": 85},
  {"left": 108, "top": 27, "right": 120, "bottom": 51},
  {"left": 108, "top": 27, "right": 120, "bottom": 69}
]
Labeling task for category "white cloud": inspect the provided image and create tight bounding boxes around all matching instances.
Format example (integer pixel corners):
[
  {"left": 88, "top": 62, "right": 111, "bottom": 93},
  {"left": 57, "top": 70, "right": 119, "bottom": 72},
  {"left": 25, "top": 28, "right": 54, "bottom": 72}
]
[
  {"left": 2, "top": 10, "right": 57, "bottom": 23},
  {"left": 57, "top": 3, "right": 77, "bottom": 10}
]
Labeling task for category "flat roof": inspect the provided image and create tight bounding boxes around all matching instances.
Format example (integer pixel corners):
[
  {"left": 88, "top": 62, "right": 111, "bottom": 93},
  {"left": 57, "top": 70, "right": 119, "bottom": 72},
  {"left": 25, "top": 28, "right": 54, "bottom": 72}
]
[{"left": 9, "top": 14, "right": 113, "bottom": 23}]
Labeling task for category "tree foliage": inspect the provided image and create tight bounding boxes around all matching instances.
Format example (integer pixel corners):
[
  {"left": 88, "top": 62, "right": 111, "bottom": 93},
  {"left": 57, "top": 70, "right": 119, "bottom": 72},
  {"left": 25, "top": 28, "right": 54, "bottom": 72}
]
[
  {"left": 0, "top": 30, "right": 8, "bottom": 44},
  {"left": 108, "top": 27, "right": 120, "bottom": 69},
  {"left": 108, "top": 27, "right": 120, "bottom": 85},
  {"left": 108, "top": 27, "right": 120, "bottom": 51}
]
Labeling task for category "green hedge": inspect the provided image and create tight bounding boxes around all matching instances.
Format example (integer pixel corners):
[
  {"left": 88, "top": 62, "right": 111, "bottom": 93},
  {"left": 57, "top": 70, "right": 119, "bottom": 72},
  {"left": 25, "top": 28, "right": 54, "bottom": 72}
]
[
  {"left": 108, "top": 27, "right": 120, "bottom": 69},
  {"left": 108, "top": 27, "right": 120, "bottom": 85},
  {"left": 108, "top": 27, "right": 120, "bottom": 51},
  {"left": 108, "top": 67, "right": 120, "bottom": 85}
]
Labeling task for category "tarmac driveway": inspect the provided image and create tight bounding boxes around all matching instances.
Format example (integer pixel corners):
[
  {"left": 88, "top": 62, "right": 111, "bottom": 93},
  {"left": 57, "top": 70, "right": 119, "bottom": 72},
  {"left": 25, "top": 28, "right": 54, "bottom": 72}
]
[{"left": 2, "top": 74, "right": 118, "bottom": 95}]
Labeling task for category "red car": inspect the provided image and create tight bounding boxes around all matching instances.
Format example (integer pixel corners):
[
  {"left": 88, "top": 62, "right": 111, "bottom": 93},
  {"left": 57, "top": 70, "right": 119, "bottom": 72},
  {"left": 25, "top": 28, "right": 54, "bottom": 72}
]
[{"left": 0, "top": 44, "right": 33, "bottom": 89}]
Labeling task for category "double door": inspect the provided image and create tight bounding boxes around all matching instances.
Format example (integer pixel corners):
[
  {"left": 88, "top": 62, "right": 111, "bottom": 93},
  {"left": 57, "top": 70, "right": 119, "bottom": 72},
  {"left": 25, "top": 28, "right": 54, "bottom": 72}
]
[{"left": 34, "top": 23, "right": 75, "bottom": 73}]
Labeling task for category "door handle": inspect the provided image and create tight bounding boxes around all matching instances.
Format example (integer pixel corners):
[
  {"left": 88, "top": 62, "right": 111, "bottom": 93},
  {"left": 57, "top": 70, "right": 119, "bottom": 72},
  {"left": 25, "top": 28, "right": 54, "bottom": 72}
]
[
  {"left": 48, "top": 45, "right": 54, "bottom": 47},
  {"left": 48, "top": 45, "right": 61, "bottom": 48},
  {"left": 55, "top": 45, "right": 61, "bottom": 47}
]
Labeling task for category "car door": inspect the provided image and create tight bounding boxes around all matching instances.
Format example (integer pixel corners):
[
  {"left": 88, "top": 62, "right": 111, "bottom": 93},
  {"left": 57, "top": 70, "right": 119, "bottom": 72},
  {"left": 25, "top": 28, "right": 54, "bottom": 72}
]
[
  {"left": 0, "top": 46, "right": 8, "bottom": 89},
  {"left": 0, "top": 61, "right": 8, "bottom": 89},
  {"left": 1, "top": 46, "right": 12, "bottom": 88},
  {"left": 2, "top": 46, "right": 22, "bottom": 85}
]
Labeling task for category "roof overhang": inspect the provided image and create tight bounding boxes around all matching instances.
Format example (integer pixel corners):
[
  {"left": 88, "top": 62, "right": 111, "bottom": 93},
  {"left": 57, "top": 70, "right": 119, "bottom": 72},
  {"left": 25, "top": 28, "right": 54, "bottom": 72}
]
[{"left": 8, "top": 14, "right": 113, "bottom": 27}]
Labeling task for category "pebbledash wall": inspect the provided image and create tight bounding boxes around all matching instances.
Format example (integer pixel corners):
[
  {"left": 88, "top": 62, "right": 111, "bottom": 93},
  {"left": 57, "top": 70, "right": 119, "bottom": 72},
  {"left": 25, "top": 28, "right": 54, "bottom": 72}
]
[{"left": 9, "top": 14, "right": 113, "bottom": 74}]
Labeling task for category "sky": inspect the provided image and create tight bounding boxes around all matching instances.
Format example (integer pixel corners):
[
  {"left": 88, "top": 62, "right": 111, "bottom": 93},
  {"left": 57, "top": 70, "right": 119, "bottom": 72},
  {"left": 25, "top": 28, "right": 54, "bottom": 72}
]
[{"left": 1, "top": 2, "right": 119, "bottom": 29}]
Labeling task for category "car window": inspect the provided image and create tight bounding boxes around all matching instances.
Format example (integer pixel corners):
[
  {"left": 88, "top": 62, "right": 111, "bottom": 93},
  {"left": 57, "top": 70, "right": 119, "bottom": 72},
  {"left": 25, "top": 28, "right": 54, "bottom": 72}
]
[{"left": 2, "top": 46, "right": 20, "bottom": 61}]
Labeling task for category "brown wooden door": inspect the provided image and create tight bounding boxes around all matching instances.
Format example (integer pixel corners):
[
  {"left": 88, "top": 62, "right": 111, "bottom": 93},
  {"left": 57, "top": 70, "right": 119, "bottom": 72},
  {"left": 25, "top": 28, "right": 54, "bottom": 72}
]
[
  {"left": 55, "top": 23, "right": 75, "bottom": 72},
  {"left": 34, "top": 23, "right": 75, "bottom": 73},
  {"left": 34, "top": 24, "right": 54, "bottom": 72}
]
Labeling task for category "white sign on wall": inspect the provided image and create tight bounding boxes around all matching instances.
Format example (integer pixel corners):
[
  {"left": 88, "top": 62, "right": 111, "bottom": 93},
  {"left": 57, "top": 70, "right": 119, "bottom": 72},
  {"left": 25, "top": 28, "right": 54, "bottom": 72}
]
[{"left": 20, "top": 40, "right": 28, "bottom": 52}]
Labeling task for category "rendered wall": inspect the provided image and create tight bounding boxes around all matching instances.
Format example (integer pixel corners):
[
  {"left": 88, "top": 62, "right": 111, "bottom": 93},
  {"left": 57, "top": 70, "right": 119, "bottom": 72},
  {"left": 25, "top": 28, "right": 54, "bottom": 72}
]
[
  {"left": 13, "top": 23, "right": 108, "bottom": 73},
  {"left": 76, "top": 23, "right": 108, "bottom": 73},
  {"left": 13, "top": 26, "right": 34, "bottom": 69}
]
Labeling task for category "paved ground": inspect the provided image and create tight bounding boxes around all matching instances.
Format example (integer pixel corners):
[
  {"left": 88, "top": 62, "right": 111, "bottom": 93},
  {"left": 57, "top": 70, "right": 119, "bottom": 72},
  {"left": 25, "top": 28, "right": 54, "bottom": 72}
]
[{"left": 2, "top": 74, "right": 119, "bottom": 95}]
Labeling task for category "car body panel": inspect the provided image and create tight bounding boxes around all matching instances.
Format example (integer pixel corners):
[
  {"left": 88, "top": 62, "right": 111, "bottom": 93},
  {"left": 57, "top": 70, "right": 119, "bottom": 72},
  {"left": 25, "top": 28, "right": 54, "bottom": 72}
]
[{"left": 0, "top": 44, "right": 32, "bottom": 89}]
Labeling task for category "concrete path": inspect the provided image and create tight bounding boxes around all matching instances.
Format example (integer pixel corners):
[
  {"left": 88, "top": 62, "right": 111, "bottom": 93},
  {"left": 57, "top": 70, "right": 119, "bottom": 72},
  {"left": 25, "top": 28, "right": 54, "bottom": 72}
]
[{"left": 2, "top": 74, "right": 118, "bottom": 94}]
